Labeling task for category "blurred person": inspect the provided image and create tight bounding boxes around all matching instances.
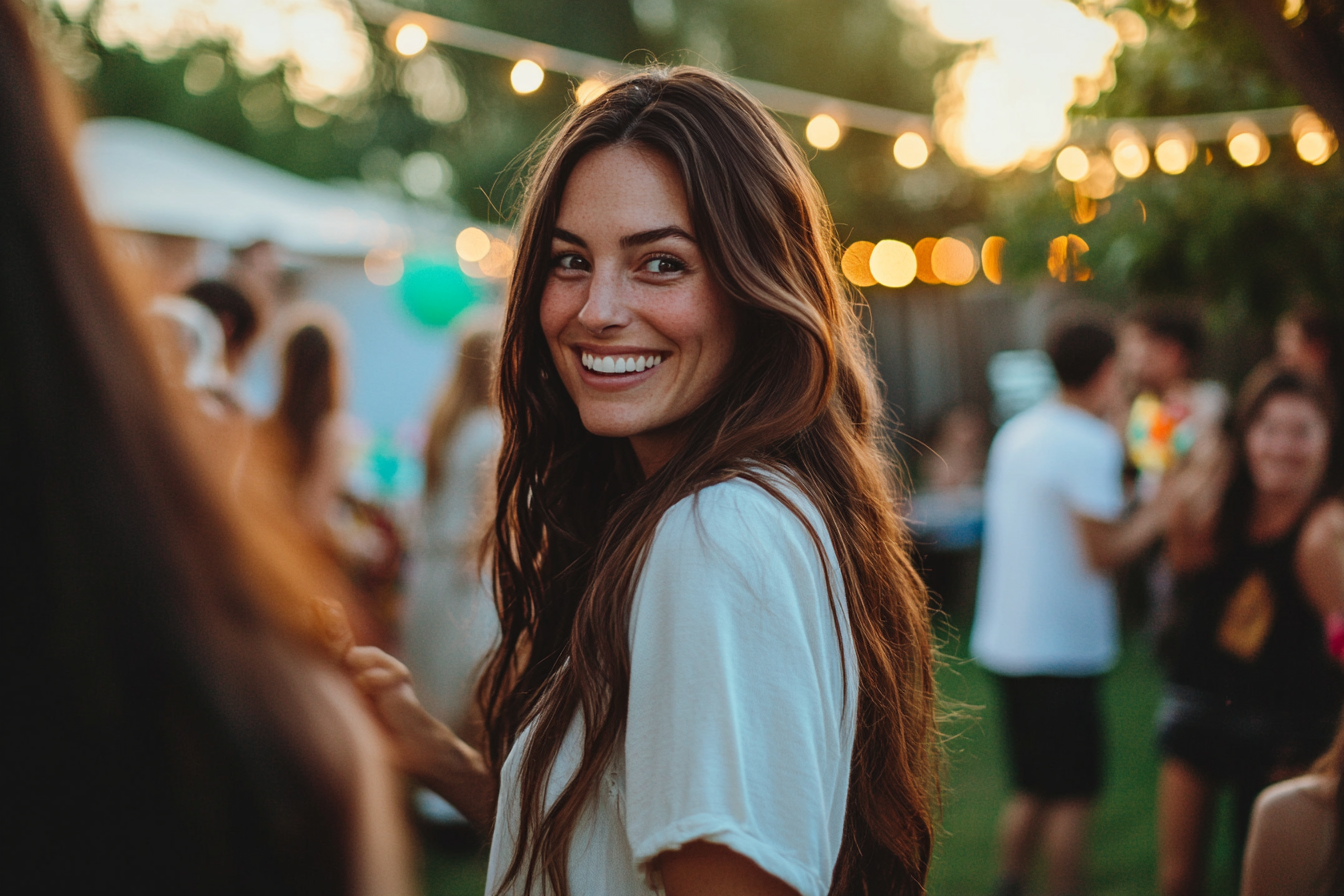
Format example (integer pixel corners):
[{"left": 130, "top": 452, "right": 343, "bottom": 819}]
[
  {"left": 259, "top": 318, "right": 404, "bottom": 647},
  {"left": 403, "top": 317, "right": 503, "bottom": 741},
  {"left": 1120, "top": 306, "right": 1229, "bottom": 500},
  {"left": 348, "top": 66, "right": 939, "bottom": 896},
  {"left": 971, "top": 316, "right": 1173, "bottom": 896},
  {"left": 0, "top": 1, "right": 413, "bottom": 892},
  {"left": 1158, "top": 365, "right": 1344, "bottom": 896},
  {"left": 186, "top": 278, "right": 261, "bottom": 409},
  {"left": 1240, "top": 714, "right": 1344, "bottom": 896},
  {"left": 1277, "top": 307, "right": 1344, "bottom": 387}
]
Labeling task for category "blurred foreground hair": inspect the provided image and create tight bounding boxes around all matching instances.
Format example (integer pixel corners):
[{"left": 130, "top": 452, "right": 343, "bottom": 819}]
[
  {"left": 0, "top": 3, "right": 409, "bottom": 892},
  {"left": 482, "top": 66, "right": 938, "bottom": 896}
]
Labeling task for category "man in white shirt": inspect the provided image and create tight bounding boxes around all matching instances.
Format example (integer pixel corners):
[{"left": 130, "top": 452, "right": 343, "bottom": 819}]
[{"left": 972, "top": 316, "right": 1172, "bottom": 896}]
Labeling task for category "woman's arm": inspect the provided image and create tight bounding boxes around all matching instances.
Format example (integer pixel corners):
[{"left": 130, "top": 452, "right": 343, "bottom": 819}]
[
  {"left": 1296, "top": 499, "right": 1344, "bottom": 622},
  {"left": 1241, "top": 775, "right": 1336, "bottom": 896},
  {"left": 345, "top": 646, "right": 497, "bottom": 828},
  {"left": 659, "top": 842, "right": 799, "bottom": 896}
]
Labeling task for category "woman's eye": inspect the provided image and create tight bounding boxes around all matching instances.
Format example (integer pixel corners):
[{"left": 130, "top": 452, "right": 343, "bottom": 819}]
[
  {"left": 641, "top": 256, "right": 684, "bottom": 274},
  {"left": 553, "top": 253, "right": 588, "bottom": 271}
]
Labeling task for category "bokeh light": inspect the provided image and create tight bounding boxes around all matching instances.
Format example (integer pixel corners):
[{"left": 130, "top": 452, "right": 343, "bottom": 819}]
[
  {"left": 806, "top": 114, "right": 843, "bottom": 150},
  {"left": 392, "top": 22, "right": 429, "bottom": 57},
  {"left": 83, "top": 0, "right": 373, "bottom": 104},
  {"left": 841, "top": 241, "right": 879, "bottom": 287},
  {"left": 1055, "top": 145, "right": 1090, "bottom": 182},
  {"left": 914, "top": 237, "right": 941, "bottom": 284},
  {"left": 575, "top": 78, "right": 606, "bottom": 106},
  {"left": 869, "top": 240, "right": 918, "bottom": 288},
  {"left": 400, "top": 257, "right": 479, "bottom": 328},
  {"left": 365, "top": 248, "right": 404, "bottom": 286},
  {"left": 981, "top": 236, "right": 1007, "bottom": 285},
  {"left": 1077, "top": 152, "right": 1116, "bottom": 199},
  {"left": 931, "top": 237, "right": 977, "bottom": 285},
  {"left": 893, "top": 132, "right": 930, "bottom": 169},
  {"left": 1292, "top": 110, "right": 1336, "bottom": 165},
  {"left": 455, "top": 227, "right": 492, "bottom": 262},
  {"left": 898, "top": 0, "right": 1122, "bottom": 175},
  {"left": 478, "top": 239, "right": 516, "bottom": 279},
  {"left": 1109, "top": 127, "right": 1150, "bottom": 178},
  {"left": 1226, "top": 120, "right": 1269, "bottom": 167},
  {"left": 1047, "top": 234, "right": 1091, "bottom": 282},
  {"left": 1154, "top": 129, "right": 1194, "bottom": 175},
  {"left": 510, "top": 59, "right": 545, "bottom": 94}
]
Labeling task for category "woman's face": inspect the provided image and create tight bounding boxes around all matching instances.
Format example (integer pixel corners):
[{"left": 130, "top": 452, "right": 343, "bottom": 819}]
[
  {"left": 540, "top": 144, "right": 737, "bottom": 474},
  {"left": 1245, "top": 393, "right": 1332, "bottom": 499}
]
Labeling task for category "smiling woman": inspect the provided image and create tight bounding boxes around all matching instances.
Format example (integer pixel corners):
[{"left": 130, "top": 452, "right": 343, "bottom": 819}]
[{"left": 351, "top": 66, "right": 938, "bottom": 896}]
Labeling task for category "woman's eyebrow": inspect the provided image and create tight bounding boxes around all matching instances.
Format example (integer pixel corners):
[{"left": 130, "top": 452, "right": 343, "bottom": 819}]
[
  {"left": 620, "top": 226, "right": 695, "bottom": 249},
  {"left": 552, "top": 227, "right": 587, "bottom": 248}
]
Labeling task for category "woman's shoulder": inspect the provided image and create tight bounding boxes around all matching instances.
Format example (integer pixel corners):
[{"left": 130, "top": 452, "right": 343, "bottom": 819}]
[
  {"left": 1301, "top": 498, "right": 1344, "bottom": 548},
  {"left": 650, "top": 473, "right": 834, "bottom": 573}
]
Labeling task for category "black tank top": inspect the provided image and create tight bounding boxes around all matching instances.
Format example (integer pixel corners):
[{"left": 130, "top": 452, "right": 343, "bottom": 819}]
[{"left": 1163, "top": 515, "right": 1344, "bottom": 717}]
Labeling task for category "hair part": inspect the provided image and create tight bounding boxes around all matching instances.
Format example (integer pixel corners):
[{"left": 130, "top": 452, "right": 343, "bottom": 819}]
[{"left": 481, "top": 66, "right": 937, "bottom": 896}]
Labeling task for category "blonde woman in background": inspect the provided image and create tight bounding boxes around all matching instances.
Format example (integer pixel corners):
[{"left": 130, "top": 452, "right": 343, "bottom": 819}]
[{"left": 403, "top": 315, "right": 503, "bottom": 743}]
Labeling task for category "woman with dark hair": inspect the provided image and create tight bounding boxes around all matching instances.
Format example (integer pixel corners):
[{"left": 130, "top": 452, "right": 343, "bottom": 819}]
[
  {"left": 1157, "top": 366, "right": 1344, "bottom": 896},
  {"left": 0, "top": 2, "right": 412, "bottom": 892},
  {"left": 351, "top": 66, "right": 938, "bottom": 896},
  {"left": 404, "top": 316, "right": 503, "bottom": 739}
]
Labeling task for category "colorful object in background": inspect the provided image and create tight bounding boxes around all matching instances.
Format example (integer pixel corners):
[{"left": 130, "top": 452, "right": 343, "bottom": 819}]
[
  {"left": 1126, "top": 392, "right": 1197, "bottom": 474},
  {"left": 400, "top": 256, "right": 479, "bottom": 329}
]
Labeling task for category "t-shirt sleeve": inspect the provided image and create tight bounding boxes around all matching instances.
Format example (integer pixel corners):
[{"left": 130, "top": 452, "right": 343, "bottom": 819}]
[
  {"left": 1056, "top": 425, "right": 1125, "bottom": 522},
  {"left": 623, "top": 483, "right": 852, "bottom": 896}
]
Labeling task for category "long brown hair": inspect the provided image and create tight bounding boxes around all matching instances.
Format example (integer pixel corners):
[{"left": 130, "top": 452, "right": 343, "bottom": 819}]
[
  {"left": 273, "top": 321, "right": 340, "bottom": 481},
  {"left": 2, "top": 2, "right": 406, "bottom": 890},
  {"left": 480, "top": 67, "right": 937, "bottom": 896},
  {"left": 423, "top": 320, "right": 501, "bottom": 495}
]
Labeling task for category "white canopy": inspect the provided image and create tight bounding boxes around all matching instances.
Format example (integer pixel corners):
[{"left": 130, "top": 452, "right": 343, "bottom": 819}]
[{"left": 76, "top": 117, "right": 455, "bottom": 257}]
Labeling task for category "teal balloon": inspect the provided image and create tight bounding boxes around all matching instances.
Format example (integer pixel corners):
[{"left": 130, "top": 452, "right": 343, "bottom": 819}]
[{"left": 400, "top": 256, "right": 478, "bottom": 328}]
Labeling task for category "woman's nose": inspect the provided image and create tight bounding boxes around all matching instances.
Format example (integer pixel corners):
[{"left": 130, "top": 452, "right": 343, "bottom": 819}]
[{"left": 576, "top": 266, "right": 631, "bottom": 333}]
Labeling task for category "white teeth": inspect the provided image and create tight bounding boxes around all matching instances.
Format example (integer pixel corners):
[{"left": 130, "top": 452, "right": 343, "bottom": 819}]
[{"left": 581, "top": 352, "right": 664, "bottom": 373}]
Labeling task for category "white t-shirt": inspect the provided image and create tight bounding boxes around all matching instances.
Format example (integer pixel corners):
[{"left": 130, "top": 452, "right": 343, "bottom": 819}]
[
  {"left": 484, "top": 476, "right": 857, "bottom": 896},
  {"left": 971, "top": 400, "right": 1126, "bottom": 676}
]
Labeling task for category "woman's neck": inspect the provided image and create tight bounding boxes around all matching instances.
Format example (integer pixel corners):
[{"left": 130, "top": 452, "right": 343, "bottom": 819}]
[{"left": 1248, "top": 488, "right": 1315, "bottom": 542}]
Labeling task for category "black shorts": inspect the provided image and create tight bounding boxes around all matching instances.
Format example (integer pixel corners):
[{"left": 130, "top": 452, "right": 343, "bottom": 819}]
[{"left": 995, "top": 673, "right": 1104, "bottom": 800}]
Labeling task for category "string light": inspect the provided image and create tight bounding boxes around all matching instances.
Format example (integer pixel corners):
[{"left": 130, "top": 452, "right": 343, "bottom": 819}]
[
  {"left": 806, "top": 114, "right": 843, "bottom": 150},
  {"left": 1292, "top": 110, "right": 1337, "bottom": 165},
  {"left": 981, "top": 236, "right": 1007, "bottom": 285},
  {"left": 575, "top": 78, "right": 605, "bottom": 106},
  {"left": 392, "top": 21, "right": 429, "bottom": 57},
  {"left": 1226, "top": 119, "right": 1269, "bottom": 167},
  {"left": 1154, "top": 127, "right": 1195, "bottom": 175},
  {"left": 455, "top": 226, "right": 491, "bottom": 262},
  {"left": 1055, "top": 146, "right": 1090, "bottom": 182},
  {"left": 931, "top": 237, "right": 977, "bottom": 285},
  {"left": 869, "top": 240, "right": 917, "bottom": 287},
  {"left": 893, "top": 132, "right": 930, "bottom": 169},
  {"left": 1108, "top": 127, "right": 1150, "bottom": 178},
  {"left": 510, "top": 59, "right": 544, "bottom": 94},
  {"left": 914, "top": 238, "right": 941, "bottom": 284},
  {"left": 842, "top": 241, "right": 879, "bottom": 287}
]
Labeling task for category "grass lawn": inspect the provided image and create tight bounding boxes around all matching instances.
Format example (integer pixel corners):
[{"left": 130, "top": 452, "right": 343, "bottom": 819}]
[{"left": 421, "top": 621, "right": 1242, "bottom": 895}]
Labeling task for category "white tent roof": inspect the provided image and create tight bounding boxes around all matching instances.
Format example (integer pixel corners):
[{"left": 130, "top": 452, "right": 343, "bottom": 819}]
[{"left": 76, "top": 117, "right": 456, "bottom": 257}]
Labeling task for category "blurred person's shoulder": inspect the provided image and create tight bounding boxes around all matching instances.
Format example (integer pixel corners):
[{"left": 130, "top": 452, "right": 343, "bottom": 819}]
[{"left": 1244, "top": 773, "right": 1335, "bottom": 896}]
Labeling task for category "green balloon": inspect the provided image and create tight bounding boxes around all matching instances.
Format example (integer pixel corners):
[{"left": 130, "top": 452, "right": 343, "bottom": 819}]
[{"left": 400, "top": 256, "right": 479, "bottom": 328}]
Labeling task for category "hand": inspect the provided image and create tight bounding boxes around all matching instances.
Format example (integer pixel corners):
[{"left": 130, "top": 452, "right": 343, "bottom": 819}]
[
  {"left": 345, "top": 646, "right": 450, "bottom": 778},
  {"left": 344, "top": 646, "right": 497, "bottom": 827}
]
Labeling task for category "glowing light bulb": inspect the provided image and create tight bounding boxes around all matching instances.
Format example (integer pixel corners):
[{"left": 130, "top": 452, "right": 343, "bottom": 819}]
[
  {"left": 455, "top": 227, "right": 491, "bottom": 262},
  {"left": 365, "top": 248, "right": 404, "bottom": 286},
  {"left": 806, "top": 114, "right": 842, "bottom": 150},
  {"left": 1297, "top": 130, "right": 1336, "bottom": 165},
  {"left": 868, "top": 240, "right": 917, "bottom": 288},
  {"left": 393, "top": 22, "right": 429, "bottom": 57},
  {"left": 575, "top": 78, "right": 605, "bottom": 106},
  {"left": 841, "top": 241, "right": 878, "bottom": 287},
  {"left": 931, "top": 237, "right": 977, "bottom": 285},
  {"left": 893, "top": 132, "right": 930, "bottom": 169},
  {"left": 914, "top": 237, "right": 941, "bottom": 284},
  {"left": 1111, "top": 137, "right": 1150, "bottom": 178},
  {"left": 511, "top": 59, "right": 544, "bottom": 94},
  {"left": 1055, "top": 145, "right": 1090, "bottom": 182},
  {"left": 981, "top": 236, "right": 1007, "bottom": 285},
  {"left": 1155, "top": 138, "right": 1191, "bottom": 175}
]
